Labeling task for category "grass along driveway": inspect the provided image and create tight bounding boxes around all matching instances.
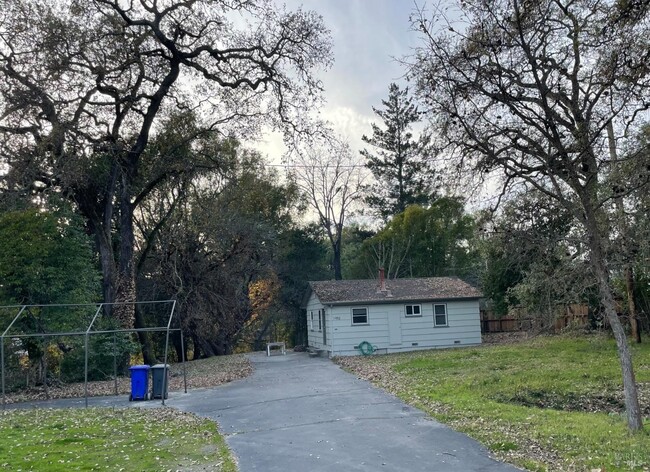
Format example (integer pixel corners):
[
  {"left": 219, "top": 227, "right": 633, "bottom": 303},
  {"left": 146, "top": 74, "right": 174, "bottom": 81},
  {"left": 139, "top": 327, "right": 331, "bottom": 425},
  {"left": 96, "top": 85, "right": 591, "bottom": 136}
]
[
  {"left": 0, "top": 355, "right": 253, "bottom": 470},
  {"left": 0, "top": 407, "right": 236, "bottom": 471},
  {"left": 335, "top": 334, "right": 650, "bottom": 472}
]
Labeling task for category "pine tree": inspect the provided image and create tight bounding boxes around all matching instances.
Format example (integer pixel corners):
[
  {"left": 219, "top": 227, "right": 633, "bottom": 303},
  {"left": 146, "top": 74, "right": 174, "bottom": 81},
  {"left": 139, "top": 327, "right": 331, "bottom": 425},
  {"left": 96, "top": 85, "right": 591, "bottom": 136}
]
[{"left": 361, "top": 83, "right": 435, "bottom": 220}]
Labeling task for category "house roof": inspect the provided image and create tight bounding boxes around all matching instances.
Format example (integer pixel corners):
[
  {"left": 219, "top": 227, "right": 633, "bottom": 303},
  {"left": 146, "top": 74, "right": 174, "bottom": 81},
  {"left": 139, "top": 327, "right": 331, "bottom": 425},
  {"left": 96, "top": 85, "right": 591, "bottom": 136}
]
[{"left": 307, "top": 277, "right": 482, "bottom": 306}]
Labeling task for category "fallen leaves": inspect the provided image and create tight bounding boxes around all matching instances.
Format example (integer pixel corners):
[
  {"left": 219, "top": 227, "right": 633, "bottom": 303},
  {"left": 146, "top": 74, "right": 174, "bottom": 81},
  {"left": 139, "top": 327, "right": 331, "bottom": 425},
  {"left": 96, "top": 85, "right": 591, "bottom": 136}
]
[
  {"left": 333, "top": 335, "right": 650, "bottom": 472},
  {"left": 0, "top": 407, "right": 236, "bottom": 471},
  {"left": 1, "top": 354, "right": 252, "bottom": 404}
]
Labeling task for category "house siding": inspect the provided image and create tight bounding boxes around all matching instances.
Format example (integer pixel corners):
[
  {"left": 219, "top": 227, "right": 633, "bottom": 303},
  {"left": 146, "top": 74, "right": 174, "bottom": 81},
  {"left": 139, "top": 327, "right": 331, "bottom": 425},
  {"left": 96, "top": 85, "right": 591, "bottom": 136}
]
[
  {"left": 305, "top": 293, "right": 329, "bottom": 352},
  {"left": 323, "top": 298, "right": 481, "bottom": 357}
]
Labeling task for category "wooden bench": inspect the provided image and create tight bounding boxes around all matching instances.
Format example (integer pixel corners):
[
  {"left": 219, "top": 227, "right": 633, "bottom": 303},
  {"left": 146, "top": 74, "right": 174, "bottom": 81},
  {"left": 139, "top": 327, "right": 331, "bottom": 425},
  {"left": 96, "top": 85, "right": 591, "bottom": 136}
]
[{"left": 266, "top": 342, "right": 286, "bottom": 356}]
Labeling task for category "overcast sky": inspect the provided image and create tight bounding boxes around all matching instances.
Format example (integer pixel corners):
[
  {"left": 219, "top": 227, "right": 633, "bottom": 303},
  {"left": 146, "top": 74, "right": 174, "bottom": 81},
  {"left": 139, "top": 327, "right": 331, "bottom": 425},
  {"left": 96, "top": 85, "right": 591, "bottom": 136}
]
[{"left": 255, "top": 0, "right": 421, "bottom": 161}]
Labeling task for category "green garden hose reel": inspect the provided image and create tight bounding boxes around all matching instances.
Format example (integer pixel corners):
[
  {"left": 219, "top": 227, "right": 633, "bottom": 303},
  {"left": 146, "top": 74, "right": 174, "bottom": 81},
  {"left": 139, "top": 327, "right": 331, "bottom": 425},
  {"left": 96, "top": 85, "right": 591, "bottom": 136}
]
[{"left": 358, "top": 341, "right": 375, "bottom": 356}]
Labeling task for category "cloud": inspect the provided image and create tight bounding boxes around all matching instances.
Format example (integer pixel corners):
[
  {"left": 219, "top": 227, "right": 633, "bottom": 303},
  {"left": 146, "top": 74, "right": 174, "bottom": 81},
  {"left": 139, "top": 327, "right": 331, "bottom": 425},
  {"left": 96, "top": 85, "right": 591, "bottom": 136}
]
[
  {"left": 251, "top": 2, "right": 419, "bottom": 164},
  {"left": 322, "top": 105, "right": 373, "bottom": 153},
  {"left": 250, "top": 105, "right": 373, "bottom": 165}
]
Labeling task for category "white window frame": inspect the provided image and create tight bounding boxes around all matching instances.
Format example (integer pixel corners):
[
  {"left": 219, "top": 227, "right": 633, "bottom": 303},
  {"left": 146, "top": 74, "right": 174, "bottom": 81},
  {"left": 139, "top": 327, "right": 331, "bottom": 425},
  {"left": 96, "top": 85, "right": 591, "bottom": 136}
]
[
  {"left": 351, "top": 307, "right": 369, "bottom": 325},
  {"left": 433, "top": 303, "right": 448, "bottom": 327},
  {"left": 405, "top": 304, "right": 422, "bottom": 317},
  {"left": 310, "top": 311, "right": 314, "bottom": 331},
  {"left": 318, "top": 309, "right": 322, "bottom": 331}
]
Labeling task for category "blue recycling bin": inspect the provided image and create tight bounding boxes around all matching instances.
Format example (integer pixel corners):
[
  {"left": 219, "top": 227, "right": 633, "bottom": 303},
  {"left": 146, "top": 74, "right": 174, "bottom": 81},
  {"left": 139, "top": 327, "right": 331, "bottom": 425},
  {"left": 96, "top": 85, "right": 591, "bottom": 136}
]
[{"left": 129, "top": 365, "right": 150, "bottom": 401}]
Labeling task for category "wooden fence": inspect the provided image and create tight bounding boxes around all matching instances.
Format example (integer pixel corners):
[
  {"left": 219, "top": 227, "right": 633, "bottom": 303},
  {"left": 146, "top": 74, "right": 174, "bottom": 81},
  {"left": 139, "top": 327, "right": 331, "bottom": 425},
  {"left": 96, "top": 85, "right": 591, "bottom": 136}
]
[{"left": 481, "top": 304, "right": 590, "bottom": 333}]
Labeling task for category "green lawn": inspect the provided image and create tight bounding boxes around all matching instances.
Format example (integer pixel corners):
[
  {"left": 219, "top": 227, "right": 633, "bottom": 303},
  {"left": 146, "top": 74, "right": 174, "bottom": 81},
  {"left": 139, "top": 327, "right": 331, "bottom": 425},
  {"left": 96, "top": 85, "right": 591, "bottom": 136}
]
[
  {"left": 336, "top": 335, "right": 650, "bottom": 471},
  {"left": 0, "top": 407, "right": 236, "bottom": 471}
]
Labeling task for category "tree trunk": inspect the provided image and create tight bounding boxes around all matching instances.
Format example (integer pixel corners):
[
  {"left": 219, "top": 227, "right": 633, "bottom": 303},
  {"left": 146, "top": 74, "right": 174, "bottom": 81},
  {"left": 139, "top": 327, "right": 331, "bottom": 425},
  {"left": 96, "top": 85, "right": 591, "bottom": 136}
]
[
  {"left": 134, "top": 305, "right": 156, "bottom": 364},
  {"left": 608, "top": 121, "right": 641, "bottom": 344},
  {"left": 201, "top": 339, "right": 218, "bottom": 357},
  {"left": 212, "top": 332, "right": 232, "bottom": 356},
  {"left": 172, "top": 331, "right": 184, "bottom": 363},
  {"left": 191, "top": 333, "right": 202, "bottom": 360},
  {"left": 113, "top": 172, "right": 136, "bottom": 328},
  {"left": 91, "top": 218, "right": 115, "bottom": 315},
  {"left": 584, "top": 209, "right": 643, "bottom": 431},
  {"left": 253, "top": 317, "right": 274, "bottom": 351},
  {"left": 333, "top": 238, "right": 343, "bottom": 280},
  {"left": 293, "top": 309, "right": 307, "bottom": 346},
  {"left": 76, "top": 160, "right": 120, "bottom": 314},
  {"left": 626, "top": 267, "right": 641, "bottom": 343},
  {"left": 593, "top": 261, "right": 643, "bottom": 430}
]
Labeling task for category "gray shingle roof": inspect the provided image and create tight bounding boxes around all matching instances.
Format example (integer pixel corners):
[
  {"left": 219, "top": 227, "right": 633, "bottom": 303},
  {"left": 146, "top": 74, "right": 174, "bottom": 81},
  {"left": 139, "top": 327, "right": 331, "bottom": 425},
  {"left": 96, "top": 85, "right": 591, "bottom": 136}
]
[{"left": 308, "top": 277, "right": 482, "bottom": 305}]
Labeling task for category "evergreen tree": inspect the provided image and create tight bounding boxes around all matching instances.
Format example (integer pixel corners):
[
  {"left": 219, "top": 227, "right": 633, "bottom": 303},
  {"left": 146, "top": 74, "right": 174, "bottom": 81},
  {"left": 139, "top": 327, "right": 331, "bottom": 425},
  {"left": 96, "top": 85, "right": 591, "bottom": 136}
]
[{"left": 361, "top": 83, "right": 435, "bottom": 220}]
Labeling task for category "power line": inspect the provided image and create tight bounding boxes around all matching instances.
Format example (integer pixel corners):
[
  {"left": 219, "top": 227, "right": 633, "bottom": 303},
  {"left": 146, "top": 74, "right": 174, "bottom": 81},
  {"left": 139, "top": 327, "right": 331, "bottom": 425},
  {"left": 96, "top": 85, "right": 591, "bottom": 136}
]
[{"left": 265, "top": 163, "right": 367, "bottom": 169}]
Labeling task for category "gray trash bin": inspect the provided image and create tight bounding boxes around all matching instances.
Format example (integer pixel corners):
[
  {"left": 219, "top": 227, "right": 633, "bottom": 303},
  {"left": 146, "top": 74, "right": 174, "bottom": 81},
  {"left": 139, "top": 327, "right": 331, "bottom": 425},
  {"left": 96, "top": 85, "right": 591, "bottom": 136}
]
[{"left": 150, "top": 364, "right": 170, "bottom": 399}]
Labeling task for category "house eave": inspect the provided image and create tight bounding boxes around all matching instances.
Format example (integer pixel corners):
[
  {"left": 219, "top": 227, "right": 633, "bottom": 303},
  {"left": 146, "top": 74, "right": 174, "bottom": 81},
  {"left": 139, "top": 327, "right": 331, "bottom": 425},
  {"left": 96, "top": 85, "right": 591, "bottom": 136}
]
[{"left": 324, "top": 296, "right": 483, "bottom": 306}]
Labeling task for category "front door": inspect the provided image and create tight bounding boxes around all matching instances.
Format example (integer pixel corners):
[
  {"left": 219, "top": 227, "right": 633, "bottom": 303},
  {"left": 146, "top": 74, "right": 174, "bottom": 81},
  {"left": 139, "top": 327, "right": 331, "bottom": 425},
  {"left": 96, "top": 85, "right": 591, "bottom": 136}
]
[{"left": 388, "top": 312, "right": 401, "bottom": 345}]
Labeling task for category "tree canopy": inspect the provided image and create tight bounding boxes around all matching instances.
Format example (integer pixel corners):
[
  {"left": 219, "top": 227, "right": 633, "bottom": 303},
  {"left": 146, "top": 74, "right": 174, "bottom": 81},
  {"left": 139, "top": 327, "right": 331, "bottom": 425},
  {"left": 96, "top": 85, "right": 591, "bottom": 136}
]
[
  {"left": 0, "top": 0, "right": 333, "bottom": 327},
  {"left": 479, "top": 191, "right": 595, "bottom": 322},
  {"left": 136, "top": 147, "right": 328, "bottom": 358},
  {"left": 0, "top": 207, "right": 99, "bottom": 306},
  {"left": 347, "top": 198, "right": 479, "bottom": 280}
]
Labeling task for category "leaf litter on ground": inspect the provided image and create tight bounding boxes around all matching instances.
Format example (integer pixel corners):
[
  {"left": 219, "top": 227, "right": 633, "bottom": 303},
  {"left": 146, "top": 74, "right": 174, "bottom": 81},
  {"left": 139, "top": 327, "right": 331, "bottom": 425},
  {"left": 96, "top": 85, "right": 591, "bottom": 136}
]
[
  {"left": 0, "top": 407, "right": 236, "bottom": 471},
  {"left": 2, "top": 354, "right": 252, "bottom": 404},
  {"left": 334, "top": 333, "right": 650, "bottom": 472}
]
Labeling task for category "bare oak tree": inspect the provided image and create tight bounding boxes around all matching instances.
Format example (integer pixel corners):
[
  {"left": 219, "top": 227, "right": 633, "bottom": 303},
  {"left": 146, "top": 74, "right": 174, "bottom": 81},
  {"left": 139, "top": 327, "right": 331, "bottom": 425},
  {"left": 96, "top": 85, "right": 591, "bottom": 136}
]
[
  {"left": 409, "top": 0, "right": 649, "bottom": 430},
  {"left": 0, "top": 0, "right": 332, "bottom": 329}
]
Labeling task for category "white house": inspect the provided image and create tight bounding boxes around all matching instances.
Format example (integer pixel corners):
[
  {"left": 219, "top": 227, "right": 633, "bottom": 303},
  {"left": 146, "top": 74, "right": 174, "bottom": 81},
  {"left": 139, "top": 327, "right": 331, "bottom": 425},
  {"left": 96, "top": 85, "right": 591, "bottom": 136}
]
[{"left": 303, "top": 274, "right": 482, "bottom": 357}]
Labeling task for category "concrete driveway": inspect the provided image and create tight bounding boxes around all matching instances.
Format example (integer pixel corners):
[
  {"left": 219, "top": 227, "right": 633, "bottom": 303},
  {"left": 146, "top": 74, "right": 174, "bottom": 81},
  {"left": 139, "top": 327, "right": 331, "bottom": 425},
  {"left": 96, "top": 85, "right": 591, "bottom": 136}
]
[{"left": 169, "top": 352, "right": 520, "bottom": 472}]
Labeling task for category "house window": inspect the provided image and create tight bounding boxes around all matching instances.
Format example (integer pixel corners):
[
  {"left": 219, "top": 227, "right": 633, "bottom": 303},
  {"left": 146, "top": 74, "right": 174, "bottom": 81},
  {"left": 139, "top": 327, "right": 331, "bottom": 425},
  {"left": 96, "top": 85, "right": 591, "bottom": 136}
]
[
  {"left": 434, "top": 304, "right": 448, "bottom": 327},
  {"left": 352, "top": 307, "right": 368, "bottom": 325},
  {"left": 405, "top": 304, "right": 421, "bottom": 317},
  {"left": 310, "top": 311, "right": 314, "bottom": 331},
  {"left": 318, "top": 309, "right": 322, "bottom": 331}
]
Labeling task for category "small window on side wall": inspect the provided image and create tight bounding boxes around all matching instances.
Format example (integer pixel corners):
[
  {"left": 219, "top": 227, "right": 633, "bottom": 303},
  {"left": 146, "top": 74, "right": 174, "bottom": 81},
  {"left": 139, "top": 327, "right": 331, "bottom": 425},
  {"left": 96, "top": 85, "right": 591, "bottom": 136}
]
[
  {"left": 434, "top": 304, "right": 448, "bottom": 327},
  {"left": 318, "top": 309, "right": 322, "bottom": 331},
  {"left": 352, "top": 307, "right": 368, "bottom": 325},
  {"left": 310, "top": 311, "right": 314, "bottom": 331},
  {"left": 405, "top": 304, "right": 421, "bottom": 317}
]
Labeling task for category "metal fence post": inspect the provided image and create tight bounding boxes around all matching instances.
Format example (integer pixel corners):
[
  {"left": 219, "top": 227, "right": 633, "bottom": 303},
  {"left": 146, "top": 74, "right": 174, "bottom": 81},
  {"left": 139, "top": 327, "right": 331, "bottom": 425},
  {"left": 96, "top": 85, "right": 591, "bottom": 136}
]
[
  {"left": 84, "top": 331, "right": 89, "bottom": 408},
  {"left": 113, "top": 332, "right": 118, "bottom": 396},
  {"left": 1, "top": 336, "right": 5, "bottom": 410},
  {"left": 180, "top": 329, "right": 187, "bottom": 394},
  {"left": 84, "top": 304, "right": 103, "bottom": 408}
]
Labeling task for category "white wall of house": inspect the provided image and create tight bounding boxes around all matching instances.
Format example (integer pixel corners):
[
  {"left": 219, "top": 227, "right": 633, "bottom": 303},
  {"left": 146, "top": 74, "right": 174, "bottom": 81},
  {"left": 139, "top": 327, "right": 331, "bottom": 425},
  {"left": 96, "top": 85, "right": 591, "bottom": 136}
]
[
  {"left": 306, "top": 295, "right": 481, "bottom": 357},
  {"left": 305, "top": 293, "right": 329, "bottom": 351}
]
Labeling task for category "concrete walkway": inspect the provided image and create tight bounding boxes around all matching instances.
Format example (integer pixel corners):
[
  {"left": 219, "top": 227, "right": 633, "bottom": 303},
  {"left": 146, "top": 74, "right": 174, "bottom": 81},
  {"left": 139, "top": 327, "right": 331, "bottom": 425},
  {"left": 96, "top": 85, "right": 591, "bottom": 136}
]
[{"left": 169, "top": 352, "right": 520, "bottom": 471}]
